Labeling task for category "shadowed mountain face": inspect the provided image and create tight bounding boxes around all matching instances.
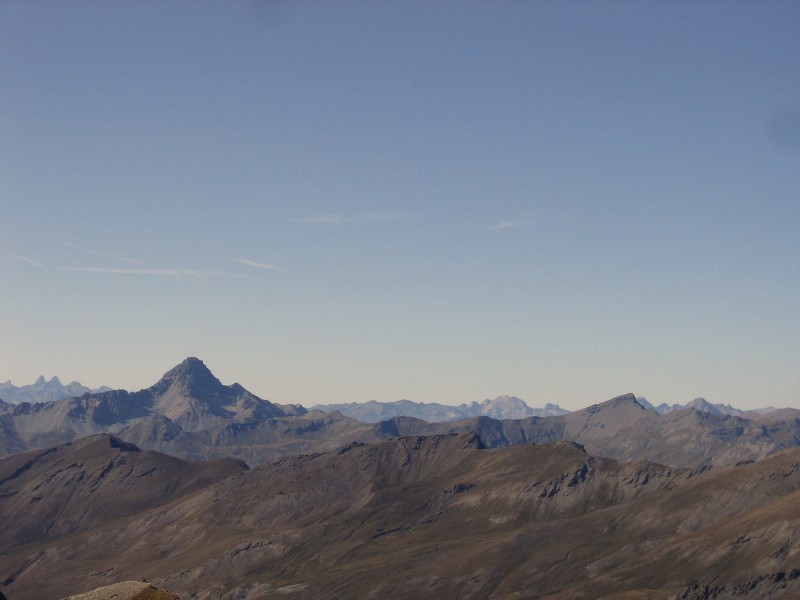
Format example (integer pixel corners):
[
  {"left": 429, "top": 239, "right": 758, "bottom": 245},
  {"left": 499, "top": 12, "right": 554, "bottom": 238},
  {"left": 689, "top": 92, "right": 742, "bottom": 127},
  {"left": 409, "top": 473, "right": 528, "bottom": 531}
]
[
  {"left": 2, "top": 434, "right": 800, "bottom": 600},
  {"left": 0, "top": 434, "right": 246, "bottom": 550}
]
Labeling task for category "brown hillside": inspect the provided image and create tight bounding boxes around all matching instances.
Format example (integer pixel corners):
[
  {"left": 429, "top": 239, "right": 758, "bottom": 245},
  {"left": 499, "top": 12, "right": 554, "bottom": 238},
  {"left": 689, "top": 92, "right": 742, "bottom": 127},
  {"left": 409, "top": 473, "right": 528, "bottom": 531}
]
[{"left": 3, "top": 433, "right": 800, "bottom": 598}]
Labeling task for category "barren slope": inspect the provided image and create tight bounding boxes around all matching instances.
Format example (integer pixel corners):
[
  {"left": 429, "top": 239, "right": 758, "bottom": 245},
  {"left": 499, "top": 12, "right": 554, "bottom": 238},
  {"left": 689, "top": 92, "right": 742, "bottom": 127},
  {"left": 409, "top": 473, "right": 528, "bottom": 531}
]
[{"left": 3, "top": 434, "right": 800, "bottom": 599}]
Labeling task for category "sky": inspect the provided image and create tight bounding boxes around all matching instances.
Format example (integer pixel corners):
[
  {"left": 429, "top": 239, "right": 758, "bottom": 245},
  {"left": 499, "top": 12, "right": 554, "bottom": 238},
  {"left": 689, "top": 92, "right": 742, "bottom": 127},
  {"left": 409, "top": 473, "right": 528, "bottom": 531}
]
[{"left": 1, "top": 1, "right": 799, "bottom": 410}]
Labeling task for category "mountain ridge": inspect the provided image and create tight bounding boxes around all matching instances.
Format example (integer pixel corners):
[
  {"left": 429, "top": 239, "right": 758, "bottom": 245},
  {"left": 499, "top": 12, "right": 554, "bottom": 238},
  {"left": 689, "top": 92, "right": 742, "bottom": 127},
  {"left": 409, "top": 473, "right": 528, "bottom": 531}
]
[
  {"left": 3, "top": 358, "right": 800, "bottom": 469},
  {"left": 313, "top": 395, "right": 570, "bottom": 423},
  {"left": 3, "top": 433, "right": 800, "bottom": 599}
]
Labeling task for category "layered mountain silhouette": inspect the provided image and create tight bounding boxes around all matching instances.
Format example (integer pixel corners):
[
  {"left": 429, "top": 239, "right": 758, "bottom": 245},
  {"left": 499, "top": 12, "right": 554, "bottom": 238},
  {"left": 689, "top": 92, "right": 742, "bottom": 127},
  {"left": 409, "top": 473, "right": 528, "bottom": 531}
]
[
  {"left": 378, "top": 393, "right": 800, "bottom": 467},
  {"left": 0, "top": 358, "right": 328, "bottom": 463},
  {"left": 638, "top": 395, "right": 779, "bottom": 417},
  {"left": 314, "top": 395, "right": 569, "bottom": 422},
  {"left": 2, "top": 359, "right": 800, "bottom": 469},
  {"left": 3, "top": 433, "right": 800, "bottom": 599}
]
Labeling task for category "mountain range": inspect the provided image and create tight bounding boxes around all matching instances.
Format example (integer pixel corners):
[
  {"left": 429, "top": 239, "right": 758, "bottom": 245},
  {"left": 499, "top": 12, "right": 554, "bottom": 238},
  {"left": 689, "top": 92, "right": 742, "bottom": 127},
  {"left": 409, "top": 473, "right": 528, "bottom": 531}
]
[
  {"left": 637, "top": 395, "right": 779, "bottom": 417},
  {"left": 2, "top": 358, "right": 800, "bottom": 470},
  {"left": 3, "top": 358, "right": 800, "bottom": 599},
  {"left": 0, "top": 376, "right": 111, "bottom": 405},
  {"left": 314, "top": 396, "right": 569, "bottom": 422},
  {"left": 3, "top": 370, "right": 778, "bottom": 423},
  {"left": 3, "top": 432, "right": 800, "bottom": 599}
]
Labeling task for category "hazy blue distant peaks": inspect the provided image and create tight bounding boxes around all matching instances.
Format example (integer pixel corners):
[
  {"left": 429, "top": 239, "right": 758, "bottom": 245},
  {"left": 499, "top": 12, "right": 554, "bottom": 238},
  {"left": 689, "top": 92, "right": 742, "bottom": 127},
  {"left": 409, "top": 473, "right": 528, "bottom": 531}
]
[
  {"left": 636, "top": 396, "right": 779, "bottom": 417},
  {"left": 314, "top": 395, "right": 570, "bottom": 423},
  {"left": 478, "top": 395, "right": 570, "bottom": 419},
  {"left": 637, "top": 396, "right": 677, "bottom": 414},
  {"left": 685, "top": 397, "right": 744, "bottom": 417},
  {"left": 0, "top": 374, "right": 109, "bottom": 404}
]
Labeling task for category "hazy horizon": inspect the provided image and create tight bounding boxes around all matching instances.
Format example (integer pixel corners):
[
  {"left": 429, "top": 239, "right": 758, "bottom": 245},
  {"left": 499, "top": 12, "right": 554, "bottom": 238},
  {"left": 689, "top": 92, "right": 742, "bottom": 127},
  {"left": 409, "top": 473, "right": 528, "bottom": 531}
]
[
  {"left": 0, "top": 358, "right": 781, "bottom": 412},
  {"left": 3, "top": 1, "right": 799, "bottom": 411}
]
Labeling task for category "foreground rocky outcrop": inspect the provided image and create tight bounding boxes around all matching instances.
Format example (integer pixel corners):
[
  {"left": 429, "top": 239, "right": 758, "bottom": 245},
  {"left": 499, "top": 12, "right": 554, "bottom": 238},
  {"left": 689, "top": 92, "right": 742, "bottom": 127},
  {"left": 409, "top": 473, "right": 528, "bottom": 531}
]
[{"left": 62, "top": 581, "right": 178, "bottom": 600}]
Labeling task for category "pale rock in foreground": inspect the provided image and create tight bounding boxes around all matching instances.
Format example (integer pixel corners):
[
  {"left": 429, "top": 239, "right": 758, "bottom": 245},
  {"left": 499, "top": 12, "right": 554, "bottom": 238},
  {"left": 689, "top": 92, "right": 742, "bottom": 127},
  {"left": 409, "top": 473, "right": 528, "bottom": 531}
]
[{"left": 62, "top": 581, "right": 177, "bottom": 600}]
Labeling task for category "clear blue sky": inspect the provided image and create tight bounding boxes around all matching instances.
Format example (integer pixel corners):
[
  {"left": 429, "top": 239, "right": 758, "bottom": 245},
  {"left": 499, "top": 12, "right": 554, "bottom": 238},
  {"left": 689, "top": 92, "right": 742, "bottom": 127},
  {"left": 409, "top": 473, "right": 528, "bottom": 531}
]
[{"left": 2, "top": 1, "right": 799, "bottom": 410}]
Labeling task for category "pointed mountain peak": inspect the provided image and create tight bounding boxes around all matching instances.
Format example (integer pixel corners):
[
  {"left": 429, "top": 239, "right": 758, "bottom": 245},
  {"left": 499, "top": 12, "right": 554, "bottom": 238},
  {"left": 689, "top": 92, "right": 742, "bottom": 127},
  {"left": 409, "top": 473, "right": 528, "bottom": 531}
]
[
  {"left": 49, "top": 375, "right": 62, "bottom": 386},
  {"left": 153, "top": 357, "right": 226, "bottom": 396},
  {"left": 687, "top": 397, "right": 711, "bottom": 408},
  {"left": 147, "top": 358, "right": 286, "bottom": 427},
  {"left": 174, "top": 356, "right": 211, "bottom": 372},
  {"left": 35, "top": 375, "right": 46, "bottom": 385},
  {"left": 684, "top": 397, "right": 742, "bottom": 416},
  {"left": 609, "top": 393, "right": 642, "bottom": 406},
  {"left": 584, "top": 393, "right": 646, "bottom": 414},
  {"left": 167, "top": 357, "right": 217, "bottom": 381}
]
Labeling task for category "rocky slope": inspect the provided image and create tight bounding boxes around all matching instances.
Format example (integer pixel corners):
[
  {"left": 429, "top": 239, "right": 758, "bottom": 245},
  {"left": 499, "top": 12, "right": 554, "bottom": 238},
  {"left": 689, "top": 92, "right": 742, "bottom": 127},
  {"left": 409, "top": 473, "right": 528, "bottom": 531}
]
[
  {"left": 2, "top": 434, "right": 800, "bottom": 599},
  {"left": 0, "top": 434, "right": 246, "bottom": 550}
]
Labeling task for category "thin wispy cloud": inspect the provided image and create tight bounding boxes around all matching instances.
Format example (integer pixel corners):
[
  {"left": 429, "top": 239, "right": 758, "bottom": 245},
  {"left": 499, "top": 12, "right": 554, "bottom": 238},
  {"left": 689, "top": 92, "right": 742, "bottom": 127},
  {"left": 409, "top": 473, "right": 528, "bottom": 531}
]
[
  {"left": 298, "top": 211, "right": 408, "bottom": 224},
  {"left": 61, "top": 267, "right": 206, "bottom": 278},
  {"left": 7, "top": 253, "right": 46, "bottom": 268},
  {"left": 57, "top": 243, "right": 214, "bottom": 279},
  {"left": 60, "top": 242, "right": 146, "bottom": 265},
  {"left": 14, "top": 247, "right": 274, "bottom": 279},
  {"left": 487, "top": 219, "right": 528, "bottom": 231},
  {"left": 236, "top": 258, "right": 280, "bottom": 271}
]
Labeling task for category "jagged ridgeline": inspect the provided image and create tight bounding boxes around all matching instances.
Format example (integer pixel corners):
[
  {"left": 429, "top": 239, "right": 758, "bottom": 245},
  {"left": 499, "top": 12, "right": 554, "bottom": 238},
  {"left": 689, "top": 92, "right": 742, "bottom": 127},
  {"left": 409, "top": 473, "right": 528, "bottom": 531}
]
[
  {"left": 2, "top": 358, "right": 800, "bottom": 469},
  {"left": 2, "top": 432, "right": 800, "bottom": 599}
]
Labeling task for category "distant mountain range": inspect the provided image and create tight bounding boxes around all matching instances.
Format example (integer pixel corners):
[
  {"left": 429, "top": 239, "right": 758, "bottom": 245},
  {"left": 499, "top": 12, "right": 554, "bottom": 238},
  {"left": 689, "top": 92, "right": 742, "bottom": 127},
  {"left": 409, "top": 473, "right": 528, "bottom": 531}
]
[
  {"left": 2, "top": 357, "right": 800, "bottom": 470},
  {"left": 1, "top": 367, "right": 779, "bottom": 423},
  {"left": 0, "top": 376, "right": 111, "bottom": 404},
  {"left": 637, "top": 395, "right": 778, "bottom": 417},
  {"left": 313, "top": 396, "right": 570, "bottom": 422},
  {"left": 3, "top": 432, "right": 800, "bottom": 600}
]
